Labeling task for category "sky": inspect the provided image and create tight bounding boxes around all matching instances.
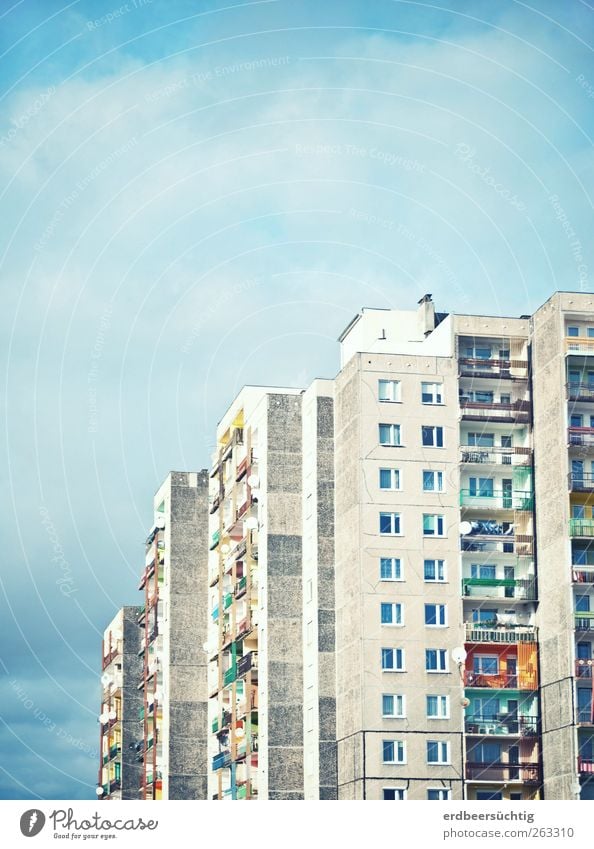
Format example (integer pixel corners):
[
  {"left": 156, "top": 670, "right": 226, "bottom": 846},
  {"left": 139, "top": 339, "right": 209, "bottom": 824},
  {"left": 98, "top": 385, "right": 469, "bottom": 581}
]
[{"left": 0, "top": 0, "right": 593, "bottom": 800}]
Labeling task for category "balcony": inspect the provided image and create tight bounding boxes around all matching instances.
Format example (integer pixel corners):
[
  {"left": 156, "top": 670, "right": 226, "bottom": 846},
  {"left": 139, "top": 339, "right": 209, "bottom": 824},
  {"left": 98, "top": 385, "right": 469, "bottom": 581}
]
[
  {"left": 462, "top": 578, "right": 536, "bottom": 600},
  {"left": 223, "top": 665, "right": 237, "bottom": 686},
  {"left": 461, "top": 528, "right": 533, "bottom": 557},
  {"left": 575, "top": 613, "right": 594, "bottom": 632},
  {"left": 210, "top": 530, "right": 220, "bottom": 551},
  {"left": 569, "top": 472, "right": 594, "bottom": 492},
  {"left": 464, "top": 622, "right": 538, "bottom": 644},
  {"left": 236, "top": 575, "right": 247, "bottom": 598},
  {"left": 465, "top": 715, "right": 539, "bottom": 736},
  {"left": 460, "top": 490, "right": 533, "bottom": 511},
  {"left": 568, "top": 427, "right": 594, "bottom": 448},
  {"left": 566, "top": 337, "right": 594, "bottom": 355},
  {"left": 567, "top": 382, "right": 594, "bottom": 402},
  {"left": 465, "top": 762, "right": 540, "bottom": 783},
  {"left": 569, "top": 519, "right": 594, "bottom": 539},
  {"left": 573, "top": 568, "right": 594, "bottom": 584},
  {"left": 212, "top": 751, "right": 231, "bottom": 771},
  {"left": 460, "top": 447, "right": 532, "bottom": 467},
  {"left": 465, "top": 671, "right": 520, "bottom": 689},
  {"left": 459, "top": 398, "right": 531, "bottom": 424},
  {"left": 576, "top": 659, "right": 594, "bottom": 678},
  {"left": 458, "top": 357, "right": 528, "bottom": 380},
  {"left": 237, "top": 652, "right": 258, "bottom": 678}
]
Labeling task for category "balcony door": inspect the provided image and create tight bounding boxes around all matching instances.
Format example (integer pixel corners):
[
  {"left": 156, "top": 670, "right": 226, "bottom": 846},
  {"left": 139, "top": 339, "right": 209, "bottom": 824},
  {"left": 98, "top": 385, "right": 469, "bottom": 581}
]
[
  {"left": 502, "top": 479, "right": 513, "bottom": 509},
  {"left": 508, "top": 745, "right": 520, "bottom": 780},
  {"left": 573, "top": 460, "right": 585, "bottom": 489}
]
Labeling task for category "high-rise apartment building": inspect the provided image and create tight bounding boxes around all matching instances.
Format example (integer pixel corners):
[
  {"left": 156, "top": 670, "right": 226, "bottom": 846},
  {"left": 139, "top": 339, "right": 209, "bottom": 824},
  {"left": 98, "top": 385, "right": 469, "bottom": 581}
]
[
  {"left": 100, "top": 291, "right": 594, "bottom": 801},
  {"left": 98, "top": 607, "right": 142, "bottom": 799},
  {"left": 136, "top": 471, "right": 210, "bottom": 800}
]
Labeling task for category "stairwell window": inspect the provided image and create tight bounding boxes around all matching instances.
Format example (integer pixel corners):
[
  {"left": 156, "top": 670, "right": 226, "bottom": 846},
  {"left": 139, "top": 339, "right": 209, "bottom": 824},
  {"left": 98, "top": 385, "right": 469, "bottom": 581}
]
[
  {"left": 383, "top": 740, "right": 406, "bottom": 764},
  {"left": 423, "top": 514, "right": 446, "bottom": 537},
  {"left": 380, "top": 512, "right": 402, "bottom": 535},
  {"left": 381, "top": 602, "right": 403, "bottom": 626},
  {"left": 382, "top": 694, "right": 406, "bottom": 718},
  {"left": 380, "top": 557, "right": 402, "bottom": 581},
  {"left": 379, "top": 380, "right": 401, "bottom": 402},
  {"left": 422, "top": 382, "right": 443, "bottom": 404},
  {"left": 379, "top": 424, "right": 401, "bottom": 446},
  {"left": 382, "top": 648, "right": 405, "bottom": 671},
  {"left": 427, "top": 741, "right": 450, "bottom": 765},
  {"left": 422, "top": 425, "right": 444, "bottom": 447},
  {"left": 425, "top": 603, "right": 447, "bottom": 627},
  {"left": 426, "top": 649, "right": 448, "bottom": 672}
]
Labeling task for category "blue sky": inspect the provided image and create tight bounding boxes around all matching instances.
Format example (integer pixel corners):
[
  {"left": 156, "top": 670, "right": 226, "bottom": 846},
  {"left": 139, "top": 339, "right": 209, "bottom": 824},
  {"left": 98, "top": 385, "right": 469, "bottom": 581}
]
[{"left": 0, "top": 0, "right": 593, "bottom": 799}]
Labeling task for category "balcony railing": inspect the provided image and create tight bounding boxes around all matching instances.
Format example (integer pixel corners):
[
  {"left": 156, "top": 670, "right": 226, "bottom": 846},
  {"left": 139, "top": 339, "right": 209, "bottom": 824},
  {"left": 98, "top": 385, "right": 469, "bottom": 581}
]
[
  {"left": 237, "top": 652, "right": 258, "bottom": 678},
  {"left": 465, "top": 715, "right": 539, "bottom": 736},
  {"left": 210, "top": 530, "right": 220, "bottom": 551},
  {"left": 569, "top": 520, "right": 594, "bottom": 538},
  {"left": 575, "top": 613, "right": 594, "bottom": 631},
  {"left": 577, "top": 708, "right": 593, "bottom": 724},
  {"left": 459, "top": 398, "right": 531, "bottom": 423},
  {"left": 569, "top": 472, "right": 594, "bottom": 492},
  {"left": 460, "top": 447, "right": 532, "bottom": 467},
  {"left": 567, "top": 382, "right": 594, "bottom": 402},
  {"left": 566, "top": 338, "right": 594, "bottom": 355},
  {"left": 465, "top": 671, "right": 520, "bottom": 689},
  {"left": 460, "top": 490, "right": 533, "bottom": 510},
  {"left": 464, "top": 622, "right": 538, "bottom": 644},
  {"left": 462, "top": 578, "right": 536, "bottom": 600},
  {"left": 568, "top": 427, "right": 594, "bottom": 447},
  {"left": 461, "top": 535, "right": 533, "bottom": 557},
  {"left": 576, "top": 659, "right": 594, "bottom": 678},
  {"left": 223, "top": 665, "right": 237, "bottom": 686},
  {"left": 578, "top": 757, "right": 594, "bottom": 774},
  {"left": 458, "top": 357, "right": 528, "bottom": 380},
  {"left": 212, "top": 751, "right": 231, "bottom": 771},
  {"left": 572, "top": 568, "right": 594, "bottom": 584},
  {"left": 465, "top": 762, "right": 540, "bottom": 783}
]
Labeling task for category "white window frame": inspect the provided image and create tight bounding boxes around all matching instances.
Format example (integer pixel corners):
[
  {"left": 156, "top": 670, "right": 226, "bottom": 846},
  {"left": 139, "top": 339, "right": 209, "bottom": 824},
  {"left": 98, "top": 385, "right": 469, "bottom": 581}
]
[
  {"left": 425, "top": 603, "right": 447, "bottom": 627},
  {"left": 380, "top": 512, "right": 402, "bottom": 535},
  {"left": 423, "top": 514, "right": 446, "bottom": 537},
  {"left": 379, "top": 379, "right": 401, "bottom": 403},
  {"left": 425, "top": 649, "right": 448, "bottom": 673},
  {"left": 381, "top": 602, "right": 403, "bottom": 626},
  {"left": 379, "top": 468, "right": 401, "bottom": 490},
  {"left": 423, "top": 470, "right": 445, "bottom": 492},
  {"left": 422, "top": 425, "right": 444, "bottom": 447},
  {"left": 426, "top": 695, "right": 450, "bottom": 719},
  {"left": 383, "top": 787, "right": 407, "bottom": 800},
  {"left": 421, "top": 382, "right": 444, "bottom": 404},
  {"left": 379, "top": 423, "right": 402, "bottom": 446},
  {"left": 427, "top": 740, "right": 450, "bottom": 765},
  {"left": 424, "top": 559, "right": 446, "bottom": 582},
  {"left": 382, "top": 647, "right": 405, "bottom": 672},
  {"left": 380, "top": 557, "right": 403, "bottom": 582},
  {"left": 428, "top": 788, "right": 450, "bottom": 800},
  {"left": 382, "top": 739, "right": 406, "bottom": 765},
  {"left": 382, "top": 693, "right": 406, "bottom": 718}
]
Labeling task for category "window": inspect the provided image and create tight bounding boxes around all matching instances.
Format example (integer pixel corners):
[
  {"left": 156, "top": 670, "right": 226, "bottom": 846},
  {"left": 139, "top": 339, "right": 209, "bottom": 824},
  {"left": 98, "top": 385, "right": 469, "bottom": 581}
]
[
  {"left": 473, "top": 741, "right": 502, "bottom": 764},
  {"left": 589, "top": 328, "right": 594, "bottom": 338},
  {"left": 568, "top": 326, "right": 580, "bottom": 337},
  {"left": 473, "top": 655, "right": 499, "bottom": 675},
  {"left": 422, "top": 382, "right": 443, "bottom": 404},
  {"left": 382, "top": 694, "right": 405, "bottom": 718},
  {"left": 428, "top": 789, "right": 450, "bottom": 800},
  {"left": 469, "top": 477, "right": 494, "bottom": 497},
  {"left": 472, "top": 607, "right": 497, "bottom": 624},
  {"left": 422, "top": 425, "right": 444, "bottom": 447},
  {"left": 576, "top": 595, "right": 591, "bottom": 613},
  {"left": 424, "top": 559, "right": 446, "bottom": 582},
  {"left": 423, "top": 514, "right": 446, "bottom": 537},
  {"left": 476, "top": 791, "right": 502, "bottom": 800},
  {"left": 571, "top": 414, "right": 583, "bottom": 428},
  {"left": 383, "top": 740, "right": 406, "bottom": 764},
  {"left": 426, "top": 649, "right": 448, "bottom": 672},
  {"left": 382, "top": 648, "right": 405, "bottom": 671},
  {"left": 379, "top": 468, "right": 401, "bottom": 490},
  {"left": 381, "top": 602, "right": 403, "bottom": 626},
  {"left": 470, "top": 563, "right": 496, "bottom": 580},
  {"left": 425, "top": 604, "right": 447, "bottom": 626},
  {"left": 467, "top": 432, "right": 494, "bottom": 447},
  {"left": 379, "top": 423, "right": 401, "bottom": 446},
  {"left": 380, "top": 557, "right": 402, "bottom": 581},
  {"left": 383, "top": 788, "right": 406, "bottom": 800},
  {"left": 380, "top": 512, "right": 402, "bottom": 535},
  {"left": 427, "top": 741, "right": 450, "bottom": 764},
  {"left": 423, "top": 470, "right": 444, "bottom": 492},
  {"left": 465, "top": 344, "right": 491, "bottom": 359},
  {"left": 426, "top": 695, "right": 449, "bottom": 719},
  {"left": 379, "top": 380, "right": 401, "bottom": 402}
]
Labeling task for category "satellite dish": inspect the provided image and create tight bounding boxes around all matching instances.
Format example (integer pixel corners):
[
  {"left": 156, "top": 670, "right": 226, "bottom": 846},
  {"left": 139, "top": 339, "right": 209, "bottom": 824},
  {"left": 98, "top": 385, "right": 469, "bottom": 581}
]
[
  {"left": 235, "top": 725, "right": 245, "bottom": 739},
  {"left": 95, "top": 786, "right": 104, "bottom": 796},
  {"left": 451, "top": 647, "right": 467, "bottom": 664},
  {"left": 99, "top": 713, "right": 108, "bottom": 724},
  {"left": 155, "top": 515, "right": 166, "bottom": 529},
  {"left": 247, "top": 475, "right": 259, "bottom": 489},
  {"left": 108, "top": 710, "right": 117, "bottom": 721},
  {"left": 459, "top": 521, "right": 473, "bottom": 535},
  {"left": 461, "top": 697, "right": 470, "bottom": 708},
  {"left": 221, "top": 544, "right": 230, "bottom": 554},
  {"left": 101, "top": 674, "right": 110, "bottom": 686},
  {"left": 245, "top": 517, "right": 258, "bottom": 530}
]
